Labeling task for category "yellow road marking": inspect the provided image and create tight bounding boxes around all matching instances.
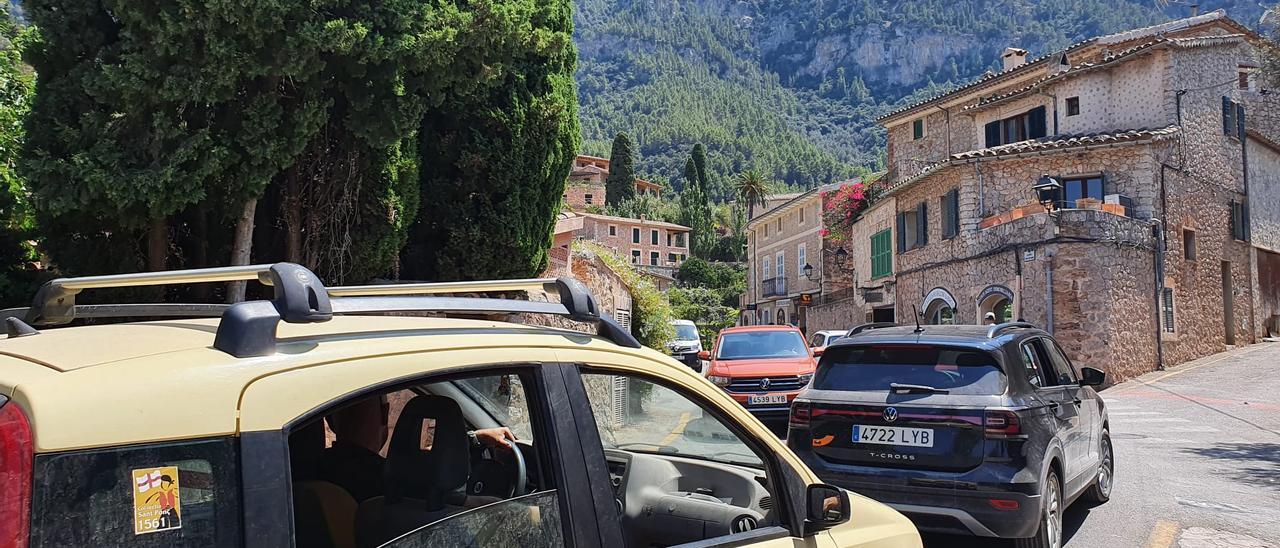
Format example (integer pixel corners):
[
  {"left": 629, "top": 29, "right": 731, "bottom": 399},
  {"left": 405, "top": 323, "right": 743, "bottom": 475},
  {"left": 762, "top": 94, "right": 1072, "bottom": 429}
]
[
  {"left": 1112, "top": 346, "right": 1270, "bottom": 395},
  {"left": 1146, "top": 520, "right": 1180, "bottom": 548},
  {"left": 659, "top": 412, "right": 692, "bottom": 446}
]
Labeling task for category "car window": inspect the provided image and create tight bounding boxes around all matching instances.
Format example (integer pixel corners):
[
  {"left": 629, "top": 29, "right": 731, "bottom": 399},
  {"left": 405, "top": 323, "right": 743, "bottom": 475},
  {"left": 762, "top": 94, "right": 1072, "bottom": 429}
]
[
  {"left": 809, "top": 333, "right": 824, "bottom": 347},
  {"left": 29, "top": 438, "right": 241, "bottom": 547},
  {"left": 814, "top": 344, "right": 1007, "bottom": 395},
  {"left": 716, "top": 330, "right": 808, "bottom": 360},
  {"left": 383, "top": 490, "right": 563, "bottom": 548},
  {"left": 674, "top": 324, "right": 699, "bottom": 341},
  {"left": 1043, "top": 340, "right": 1079, "bottom": 385},
  {"left": 454, "top": 374, "right": 534, "bottom": 441},
  {"left": 1020, "top": 342, "right": 1047, "bottom": 388},
  {"left": 581, "top": 373, "right": 763, "bottom": 468}
]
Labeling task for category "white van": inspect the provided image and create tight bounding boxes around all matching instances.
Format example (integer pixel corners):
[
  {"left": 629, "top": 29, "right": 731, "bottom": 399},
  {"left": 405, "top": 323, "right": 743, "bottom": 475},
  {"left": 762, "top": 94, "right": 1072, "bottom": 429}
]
[{"left": 667, "top": 319, "right": 703, "bottom": 370}]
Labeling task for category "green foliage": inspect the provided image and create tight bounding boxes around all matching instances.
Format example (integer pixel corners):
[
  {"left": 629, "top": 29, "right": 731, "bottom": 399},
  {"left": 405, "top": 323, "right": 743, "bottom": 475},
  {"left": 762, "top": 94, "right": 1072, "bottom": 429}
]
[
  {"left": 405, "top": 0, "right": 581, "bottom": 282},
  {"left": 0, "top": 11, "right": 39, "bottom": 305},
  {"left": 670, "top": 285, "right": 736, "bottom": 348},
  {"left": 605, "top": 192, "right": 680, "bottom": 223},
  {"left": 677, "top": 146, "right": 717, "bottom": 258},
  {"left": 604, "top": 132, "right": 636, "bottom": 205},
  {"left": 578, "top": 240, "right": 675, "bottom": 350},
  {"left": 677, "top": 257, "right": 744, "bottom": 304},
  {"left": 734, "top": 170, "right": 769, "bottom": 219}
]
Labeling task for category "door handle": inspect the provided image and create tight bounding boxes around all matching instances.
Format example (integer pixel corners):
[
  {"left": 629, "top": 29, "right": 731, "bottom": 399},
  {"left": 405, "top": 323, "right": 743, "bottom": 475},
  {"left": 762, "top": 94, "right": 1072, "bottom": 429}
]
[
  {"left": 1072, "top": 398, "right": 1082, "bottom": 406},
  {"left": 1048, "top": 402, "right": 1061, "bottom": 412}
]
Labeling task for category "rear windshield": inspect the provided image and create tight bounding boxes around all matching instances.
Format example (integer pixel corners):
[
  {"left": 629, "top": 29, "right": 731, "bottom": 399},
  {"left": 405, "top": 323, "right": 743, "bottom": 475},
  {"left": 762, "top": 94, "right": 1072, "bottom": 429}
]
[
  {"left": 716, "top": 331, "right": 808, "bottom": 360},
  {"left": 814, "top": 344, "right": 1006, "bottom": 395}
]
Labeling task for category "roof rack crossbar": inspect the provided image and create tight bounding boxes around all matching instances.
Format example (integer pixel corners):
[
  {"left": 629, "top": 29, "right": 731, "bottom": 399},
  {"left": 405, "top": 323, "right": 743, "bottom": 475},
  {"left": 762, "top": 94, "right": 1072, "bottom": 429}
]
[
  {"left": 846, "top": 322, "right": 900, "bottom": 337},
  {"left": 326, "top": 277, "right": 599, "bottom": 322},
  {"left": 26, "top": 264, "right": 290, "bottom": 326},
  {"left": 987, "top": 321, "right": 1038, "bottom": 339},
  {"left": 1, "top": 303, "right": 229, "bottom": 325}
]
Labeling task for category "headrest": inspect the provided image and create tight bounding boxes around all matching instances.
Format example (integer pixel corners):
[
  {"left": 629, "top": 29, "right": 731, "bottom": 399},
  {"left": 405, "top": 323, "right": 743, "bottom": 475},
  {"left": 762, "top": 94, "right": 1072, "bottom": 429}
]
[
  {"left": 290, "top": 418, "right": 328, "bottom": 481},
  {"left": 383, "top": 395, "right": 469, "bottom": 509}
]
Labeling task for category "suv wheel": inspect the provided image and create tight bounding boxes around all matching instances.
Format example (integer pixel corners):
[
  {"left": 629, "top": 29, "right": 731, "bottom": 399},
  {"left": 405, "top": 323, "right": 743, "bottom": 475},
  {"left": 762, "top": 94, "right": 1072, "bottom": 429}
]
[
  {"left": 1082, "top": 429, "right": 1114, "bottom": 504},
  {"left": 1015, "top": 470, "right": 1063, "bottom": 548}
]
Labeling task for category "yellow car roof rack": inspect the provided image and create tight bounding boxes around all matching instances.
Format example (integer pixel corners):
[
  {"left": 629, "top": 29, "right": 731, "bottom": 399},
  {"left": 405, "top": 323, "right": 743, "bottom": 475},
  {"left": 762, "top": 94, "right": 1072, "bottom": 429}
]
[{"left": 1, "top": 262, "right": 639, "bottom": 357}]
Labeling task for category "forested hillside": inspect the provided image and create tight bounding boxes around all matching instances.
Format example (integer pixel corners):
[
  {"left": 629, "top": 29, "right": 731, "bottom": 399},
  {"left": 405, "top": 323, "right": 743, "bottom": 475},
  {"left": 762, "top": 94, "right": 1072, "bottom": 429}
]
[{"left": 574, "top": 0, "right": 1267, "bottom": 195}]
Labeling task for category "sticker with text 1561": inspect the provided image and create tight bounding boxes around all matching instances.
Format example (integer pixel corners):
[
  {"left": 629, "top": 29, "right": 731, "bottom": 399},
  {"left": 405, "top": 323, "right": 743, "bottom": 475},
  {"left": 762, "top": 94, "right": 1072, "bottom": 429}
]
[{"left": 132, "top": 466, "right": 182, "bottom": 535}]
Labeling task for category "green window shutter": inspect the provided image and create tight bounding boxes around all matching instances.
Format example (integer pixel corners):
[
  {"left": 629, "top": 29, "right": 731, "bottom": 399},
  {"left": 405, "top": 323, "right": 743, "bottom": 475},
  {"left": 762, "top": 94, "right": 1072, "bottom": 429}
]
[{"left": 871, "top": 229, "right": 893, "bottom": 279}]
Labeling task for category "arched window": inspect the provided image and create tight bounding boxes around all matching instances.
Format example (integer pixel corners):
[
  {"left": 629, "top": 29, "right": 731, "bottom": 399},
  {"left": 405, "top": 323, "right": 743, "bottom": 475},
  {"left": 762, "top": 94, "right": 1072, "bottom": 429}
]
[
  {"left": 922, "top": 288, "right": 958, "bottom": 325},
  {"left": 978, "top": 285, "right": 1016, "bottom": 324}
]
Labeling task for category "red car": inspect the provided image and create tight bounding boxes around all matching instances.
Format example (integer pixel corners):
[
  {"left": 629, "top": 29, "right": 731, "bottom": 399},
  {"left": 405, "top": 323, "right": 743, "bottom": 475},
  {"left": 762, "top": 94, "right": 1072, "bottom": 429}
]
[{"left": 700, "top": 325, "right": 819, "bottom": 428}]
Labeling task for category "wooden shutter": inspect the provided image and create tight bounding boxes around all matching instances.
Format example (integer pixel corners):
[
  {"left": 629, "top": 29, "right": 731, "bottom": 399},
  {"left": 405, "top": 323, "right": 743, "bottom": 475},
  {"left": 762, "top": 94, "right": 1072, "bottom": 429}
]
[
  {"left": 1230, "top": 200, "right": 1242, "bottom": 240},
  {"left": 917, "top": 202, "right": 929, "bottom": 247},
  {"left": 896, "top": 213, "right": 907, "bottom": 254},
  {"left": 945, "top": 188, "right": 960, "bottom": 238},
  {"left": 1237, "top": 103, "right": 1247, "bottom": 140},
  {"left": 1223, "top": 97, "right": 1234, "bottom": 136},
  {"left": 1243, "top": 200, "right": 1252, "bottom": 242},
  {"left": 940, "top": 193, "right": 952, "bottom": 239},
  {"left": 984, "top": 121, "right": 1001, "bottom": 148},
  {"left": 1028, "top": 106, "right": 1047, "bottom": 139}
]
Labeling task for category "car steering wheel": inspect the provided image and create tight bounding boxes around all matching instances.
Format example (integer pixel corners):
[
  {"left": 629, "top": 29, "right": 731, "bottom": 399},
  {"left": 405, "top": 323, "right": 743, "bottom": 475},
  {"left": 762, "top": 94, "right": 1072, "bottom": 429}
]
[{"left": 508, "top": 441, "right": 528, "bottom": 497}]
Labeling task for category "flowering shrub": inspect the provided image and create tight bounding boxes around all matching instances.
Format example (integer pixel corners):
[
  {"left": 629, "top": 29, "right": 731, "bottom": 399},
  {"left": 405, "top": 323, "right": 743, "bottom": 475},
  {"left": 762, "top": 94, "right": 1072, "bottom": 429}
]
[{"left": 820, "top": 181, "right": 873, "bottom": 242}]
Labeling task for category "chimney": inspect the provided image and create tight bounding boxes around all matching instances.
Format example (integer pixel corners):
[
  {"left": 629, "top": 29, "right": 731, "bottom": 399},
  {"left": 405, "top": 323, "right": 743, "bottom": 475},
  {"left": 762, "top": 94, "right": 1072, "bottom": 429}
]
[{"left": 1002, "top": 47, "right": 1029, "bottom": 72}]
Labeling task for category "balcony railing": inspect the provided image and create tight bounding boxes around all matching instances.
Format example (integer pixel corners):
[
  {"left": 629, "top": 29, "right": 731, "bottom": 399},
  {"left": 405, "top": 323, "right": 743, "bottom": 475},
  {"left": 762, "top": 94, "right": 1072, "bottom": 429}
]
[{"left": 762, "top": 276, "right": 787, "bottom": 298}]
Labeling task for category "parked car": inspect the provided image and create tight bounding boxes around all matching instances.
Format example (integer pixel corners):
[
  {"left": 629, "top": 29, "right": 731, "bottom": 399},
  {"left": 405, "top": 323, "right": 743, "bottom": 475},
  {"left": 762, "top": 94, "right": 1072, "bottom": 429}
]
[
  {"left": 667, "top": 319, "right": 704, "bottom": 370},
  {"left": 788, "top": 322, "right": 1113, "bottom": 548},
  {"left": 0, "top": 264, "right": 922, "bottom": 548},
  {"left": 809, "top": 330, "right": 847, "bottom": 352},
  {"left": 701, "top": 325, "right": 819, "bottom": 430}
]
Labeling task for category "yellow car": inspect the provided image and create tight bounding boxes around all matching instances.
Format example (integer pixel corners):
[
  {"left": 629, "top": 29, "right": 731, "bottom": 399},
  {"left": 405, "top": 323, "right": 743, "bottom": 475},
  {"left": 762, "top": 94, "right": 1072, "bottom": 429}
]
[{"left": 0, "top": 263, "right": 921, "bottom": 548}]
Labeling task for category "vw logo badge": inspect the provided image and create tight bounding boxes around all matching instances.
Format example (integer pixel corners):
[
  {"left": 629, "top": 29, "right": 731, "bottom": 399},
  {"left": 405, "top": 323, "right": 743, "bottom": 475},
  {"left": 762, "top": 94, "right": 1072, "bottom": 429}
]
[
  {"left": 760, "top": 378, "right": 771, "bottom": 390},
  {"left": 473, "top": 482, "right": 484, "bottom": 494},
  {"left": 883, "top": 407, "right": 899, "bottom": 423}
]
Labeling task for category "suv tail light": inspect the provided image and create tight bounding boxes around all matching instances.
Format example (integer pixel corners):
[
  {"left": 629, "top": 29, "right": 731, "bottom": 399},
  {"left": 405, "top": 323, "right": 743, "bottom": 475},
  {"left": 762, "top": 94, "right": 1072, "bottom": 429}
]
[
  {"left": 984, "top": 409, "right": 1022, "bottom": 437},
  {"left": 0, "top": 400, "right": 33, "bottom": 548},
  {"left": 789, "top": 400, "right": 811, "bottom": 429}
]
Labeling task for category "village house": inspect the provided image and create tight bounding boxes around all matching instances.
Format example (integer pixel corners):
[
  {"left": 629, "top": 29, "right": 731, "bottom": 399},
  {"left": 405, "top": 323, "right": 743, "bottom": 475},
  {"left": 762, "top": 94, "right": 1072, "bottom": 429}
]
[
  {"left": 742, "top": 187, "right": 829, "bottom": 332},
  {"left": 574, "top": 212, "right": 691, "bottom": 282},
  {"left": 865, "top": 10, "right": 1279, "bottom": 381},
  {"left": 805, "top": 192, "right": 899, "bottom": 332},
  {"left": 564, "top": 155, "right": 663, "bottom": 209}
]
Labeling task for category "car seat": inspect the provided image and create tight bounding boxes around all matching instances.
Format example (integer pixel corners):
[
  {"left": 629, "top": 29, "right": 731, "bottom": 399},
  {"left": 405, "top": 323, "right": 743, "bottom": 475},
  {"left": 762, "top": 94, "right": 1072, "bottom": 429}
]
[
  {"left": 354, "top": 395, "right": 471, "bottom": 548},
  {"left": 291, "top": 419, "right": 357, "bottom": 548}
]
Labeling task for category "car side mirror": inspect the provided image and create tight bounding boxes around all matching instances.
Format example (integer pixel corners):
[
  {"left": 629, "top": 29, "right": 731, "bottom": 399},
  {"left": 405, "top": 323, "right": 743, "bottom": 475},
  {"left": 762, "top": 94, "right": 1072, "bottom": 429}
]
[
  {"left": 804, "top": 483, "right": 850, "bottom": 535},
  {"left": 811, "top": 347, "right": 825, "bottom": 357},
  {"left": 1079, "top": 366, "right": 1105, "bottom": 387},
  {"left": 697, "top": 350, "right": 711, "bottom": 361}
]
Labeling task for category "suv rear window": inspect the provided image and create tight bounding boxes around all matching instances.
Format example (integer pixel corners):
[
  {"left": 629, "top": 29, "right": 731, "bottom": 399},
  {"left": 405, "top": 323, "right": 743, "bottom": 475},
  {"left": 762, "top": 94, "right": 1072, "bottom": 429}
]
[
  {"left": 814, "top": 344, "right": 1006, "bottom": 395},
  {"left": 30, "top": 437, "right": 240, "bottom": 547}
]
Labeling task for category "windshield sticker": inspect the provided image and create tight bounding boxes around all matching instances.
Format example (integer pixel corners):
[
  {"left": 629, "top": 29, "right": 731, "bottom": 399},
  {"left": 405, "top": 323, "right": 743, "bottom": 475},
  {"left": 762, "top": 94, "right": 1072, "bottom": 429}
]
[{"left": 132, "top": 466, "right": 182, "bottom": 535}]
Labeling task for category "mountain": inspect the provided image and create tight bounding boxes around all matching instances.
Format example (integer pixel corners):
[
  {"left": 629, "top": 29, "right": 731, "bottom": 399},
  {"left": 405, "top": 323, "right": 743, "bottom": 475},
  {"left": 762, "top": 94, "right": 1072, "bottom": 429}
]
[{"left": 573, "top": 0, "right": 1268, "bottom": 195}]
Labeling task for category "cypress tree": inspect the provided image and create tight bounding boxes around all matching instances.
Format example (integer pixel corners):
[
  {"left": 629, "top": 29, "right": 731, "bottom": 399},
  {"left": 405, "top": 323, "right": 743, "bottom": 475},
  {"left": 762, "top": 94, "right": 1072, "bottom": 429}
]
[
  {"left": 605, "top": 132, "right": 637, "bottom": 205},
  {"left": 404, "top": 0, "right": 580, "bottom": 281}
]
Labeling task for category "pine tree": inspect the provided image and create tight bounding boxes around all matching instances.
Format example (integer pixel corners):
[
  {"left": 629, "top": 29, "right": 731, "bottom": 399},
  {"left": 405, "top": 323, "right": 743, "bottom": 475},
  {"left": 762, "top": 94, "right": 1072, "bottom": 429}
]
[{"left": 605, "top": 132, "right": 637, "bottom": 205}]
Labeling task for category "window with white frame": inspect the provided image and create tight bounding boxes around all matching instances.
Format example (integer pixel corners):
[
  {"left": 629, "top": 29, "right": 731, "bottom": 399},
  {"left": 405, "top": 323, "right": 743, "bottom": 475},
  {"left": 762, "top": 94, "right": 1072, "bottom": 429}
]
[{"left": 797, "top": 243, "right": 807, "bottom": 275}]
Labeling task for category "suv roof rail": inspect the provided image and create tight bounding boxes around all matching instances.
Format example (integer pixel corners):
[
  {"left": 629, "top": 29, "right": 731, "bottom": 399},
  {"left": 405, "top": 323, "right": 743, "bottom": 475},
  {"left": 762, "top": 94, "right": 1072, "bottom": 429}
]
[
  {"left": 846, "top": 322, "right": 899, "bottom": 337},
  {"left": 987, "top": 321, "right": 1038, "bottom": 339},
  {"left": 8, "top": 263, "right": 639, "bottom": 356}
]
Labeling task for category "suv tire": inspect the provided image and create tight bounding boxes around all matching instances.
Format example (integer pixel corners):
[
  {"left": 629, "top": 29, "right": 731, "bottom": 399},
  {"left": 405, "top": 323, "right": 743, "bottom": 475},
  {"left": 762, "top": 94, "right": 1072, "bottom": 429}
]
[
  {"left": 1015, "top": 470, "right": 1063, "bottom": 548},
  {"left": 1081, "top": 429, "right": 1114, "bottom": 504}
]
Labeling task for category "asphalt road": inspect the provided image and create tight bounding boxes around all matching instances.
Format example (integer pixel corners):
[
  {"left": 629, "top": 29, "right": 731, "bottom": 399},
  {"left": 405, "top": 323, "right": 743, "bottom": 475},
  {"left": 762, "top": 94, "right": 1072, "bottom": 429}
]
[{"left": 925, "top": 343, "right": 1280, "bottom": 548}]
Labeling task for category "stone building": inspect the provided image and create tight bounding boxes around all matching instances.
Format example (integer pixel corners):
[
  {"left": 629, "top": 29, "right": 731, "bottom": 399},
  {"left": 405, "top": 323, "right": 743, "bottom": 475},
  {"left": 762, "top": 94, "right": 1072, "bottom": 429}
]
[
  {"left": 565, "top": 155, "right": 663, "bottom": 209},
  {"left": 575, "top": 213, "right": 691, "bottom": 278},
  {"left": 874, "top": 10, "right": 1279, "bottom": 382},
  {"left": 806, "top": 194, "right": 899, "bottom": 333},
  {"left": 742, "top": 186, "right": 830, "bottom": 331}
]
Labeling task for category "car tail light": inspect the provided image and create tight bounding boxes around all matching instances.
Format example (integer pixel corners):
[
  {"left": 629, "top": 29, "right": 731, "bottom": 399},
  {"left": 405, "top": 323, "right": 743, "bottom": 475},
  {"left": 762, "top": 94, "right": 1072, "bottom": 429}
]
[
  {"left": 984, "top": 409, "right": 1022, "bottom": 437},
  {"left": 0, "top": 401, "right": 33, "bottom": 548},
  {"left": 789, "top": 400, "right": 811, "bottom": 429},
  {"left": 988, "top": 498, "right": 1020, "bottom": 511}
]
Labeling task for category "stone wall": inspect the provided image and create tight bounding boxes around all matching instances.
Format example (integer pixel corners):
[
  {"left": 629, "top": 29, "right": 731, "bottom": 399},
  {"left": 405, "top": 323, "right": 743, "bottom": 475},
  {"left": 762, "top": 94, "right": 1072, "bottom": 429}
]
[
  {"left": 806, "top": 297, "right": 865, "bottom": 334},
  {"left": 564, "top": 182, "right": 605, "bottom": 209},
  {"left": 1246, "top": 138, "right": 1280, "bottom": 252},
  {"left": 1051, "top": 49, "right": 1172, "bottom": 136}
]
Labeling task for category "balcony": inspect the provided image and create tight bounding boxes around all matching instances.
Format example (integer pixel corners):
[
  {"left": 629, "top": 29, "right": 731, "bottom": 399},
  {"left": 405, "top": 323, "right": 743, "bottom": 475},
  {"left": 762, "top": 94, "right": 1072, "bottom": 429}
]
[{"left": 762, "top": 276, "right": 787, "bottom": 298}]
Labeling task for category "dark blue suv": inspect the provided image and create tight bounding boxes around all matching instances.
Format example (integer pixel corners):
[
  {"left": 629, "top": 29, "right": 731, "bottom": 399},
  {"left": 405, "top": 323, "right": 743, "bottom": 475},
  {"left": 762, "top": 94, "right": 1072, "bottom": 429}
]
[{"left": 787, "top": 322, "right": 1112, "bottom": 548}]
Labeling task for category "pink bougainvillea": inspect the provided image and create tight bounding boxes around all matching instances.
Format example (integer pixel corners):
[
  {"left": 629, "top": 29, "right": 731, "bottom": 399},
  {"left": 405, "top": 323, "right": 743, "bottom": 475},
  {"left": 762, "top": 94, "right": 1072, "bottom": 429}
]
[{"left": 820, "top": 181, "right": 876, "bottom": 242}]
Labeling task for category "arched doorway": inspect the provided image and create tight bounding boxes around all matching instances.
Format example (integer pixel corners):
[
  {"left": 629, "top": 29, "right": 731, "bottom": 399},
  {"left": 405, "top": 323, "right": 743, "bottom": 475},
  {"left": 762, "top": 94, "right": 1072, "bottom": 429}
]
[
  {"left": 777, "top": 309, "right": 787, "bottom": 325},
  {"left": 978, "top": 285, "right": 1016, "bottom": 324},
  {"left": 922, "top": 288, "right": 957, "bottom": 325}
]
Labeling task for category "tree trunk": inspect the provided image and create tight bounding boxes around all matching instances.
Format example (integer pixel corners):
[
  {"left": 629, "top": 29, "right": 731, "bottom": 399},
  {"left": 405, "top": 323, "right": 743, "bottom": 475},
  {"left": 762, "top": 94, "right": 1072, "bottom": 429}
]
[
  {"left": 147, "top": 216, "right": 168, "bottom": 272},
  {"left": 191, "top": 204, "right": 211, "bottom": 301},
  {"left": 283, "top": 167, "right": 303, "bottom": 264},
  {"left": 226, "top": 198, "right": 258, "bottom": 303}
]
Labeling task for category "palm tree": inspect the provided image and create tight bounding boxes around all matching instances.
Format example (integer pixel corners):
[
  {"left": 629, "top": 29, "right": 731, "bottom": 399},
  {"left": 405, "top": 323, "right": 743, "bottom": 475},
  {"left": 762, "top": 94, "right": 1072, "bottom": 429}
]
[{"left": 734, "top": 170, "right": 769, "bottom": 220}]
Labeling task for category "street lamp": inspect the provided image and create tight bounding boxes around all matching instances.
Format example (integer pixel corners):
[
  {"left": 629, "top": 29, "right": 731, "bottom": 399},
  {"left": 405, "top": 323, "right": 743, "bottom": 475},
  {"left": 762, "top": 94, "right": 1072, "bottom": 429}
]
[
  {"left": 802, "top": 263, "right": 815, "bottom": 281},
  {"left": 1033, "top": 174, "right": 1062, "bottom": 214}
]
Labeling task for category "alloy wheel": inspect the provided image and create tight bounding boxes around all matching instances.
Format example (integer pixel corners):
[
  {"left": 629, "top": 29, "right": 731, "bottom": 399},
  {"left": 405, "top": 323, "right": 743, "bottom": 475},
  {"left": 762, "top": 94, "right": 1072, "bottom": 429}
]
[
  {"left": 1046, "top": 475, "right": 1062, "bottom": 548},
  {"left": 1098, "top": 437, "right": 1114, "bottom": 498}
]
